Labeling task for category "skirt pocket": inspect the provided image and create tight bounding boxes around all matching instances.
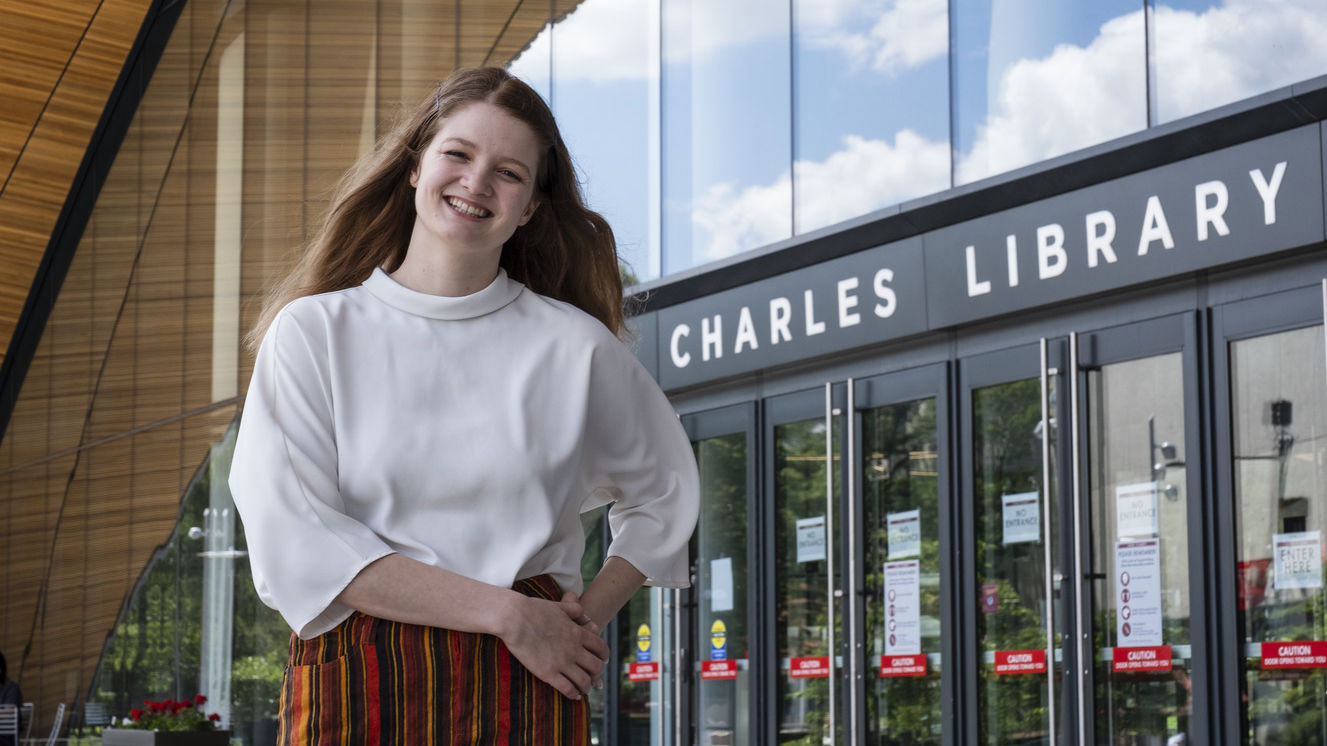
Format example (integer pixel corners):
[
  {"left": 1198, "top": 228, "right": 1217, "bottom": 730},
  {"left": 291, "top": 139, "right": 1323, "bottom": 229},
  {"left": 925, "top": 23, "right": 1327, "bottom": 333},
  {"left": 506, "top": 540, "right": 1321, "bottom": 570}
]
[{"left": 279, "top": 646, "right": 381, "bottom": 746}]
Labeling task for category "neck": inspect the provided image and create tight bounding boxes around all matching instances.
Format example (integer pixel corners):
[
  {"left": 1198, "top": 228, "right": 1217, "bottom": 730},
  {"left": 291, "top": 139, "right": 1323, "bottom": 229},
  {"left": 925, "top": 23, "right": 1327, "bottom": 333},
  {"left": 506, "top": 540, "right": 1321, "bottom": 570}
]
[{"left": 391, "top": 228, "right": 502, "bottom": 297}]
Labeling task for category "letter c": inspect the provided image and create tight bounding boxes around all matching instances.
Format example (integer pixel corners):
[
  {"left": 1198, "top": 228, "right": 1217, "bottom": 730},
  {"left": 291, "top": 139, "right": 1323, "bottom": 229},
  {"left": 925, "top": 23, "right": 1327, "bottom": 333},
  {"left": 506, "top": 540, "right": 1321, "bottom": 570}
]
[{"left": 670, "top": 323, "right": 692, "bottom": 368}]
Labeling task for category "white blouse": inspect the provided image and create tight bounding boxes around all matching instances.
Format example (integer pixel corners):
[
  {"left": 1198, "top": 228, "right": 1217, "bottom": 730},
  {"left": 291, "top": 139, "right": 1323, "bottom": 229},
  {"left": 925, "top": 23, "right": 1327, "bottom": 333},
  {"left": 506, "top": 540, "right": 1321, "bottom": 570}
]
[{"left": 229, "top": 268, "right": 699, "bottom": 639}]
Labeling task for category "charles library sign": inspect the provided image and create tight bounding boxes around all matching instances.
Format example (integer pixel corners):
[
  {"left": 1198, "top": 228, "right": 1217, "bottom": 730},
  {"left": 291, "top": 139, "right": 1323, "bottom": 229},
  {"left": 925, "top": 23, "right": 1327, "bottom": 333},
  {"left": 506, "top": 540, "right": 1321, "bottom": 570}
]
[{"left": 642, "top": 124, "right": 1324, "bottom": 391}]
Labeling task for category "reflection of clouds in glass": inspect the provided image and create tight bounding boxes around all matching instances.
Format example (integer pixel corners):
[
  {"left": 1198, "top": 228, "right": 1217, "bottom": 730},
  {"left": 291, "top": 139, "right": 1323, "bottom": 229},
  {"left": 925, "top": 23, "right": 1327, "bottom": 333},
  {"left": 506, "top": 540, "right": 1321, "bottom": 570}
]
[
  {"left": 665, "top": 0, "right": 789, "bottom": 63},
  {"left": 958, "top": 0, "right": 1327, "bottom": 183},
  {"left": 693, "top": 130, "right": 949, "bottom": 260},
  {"left": 535, "top": 1, "right": 655, "bottom": 82},
  {"left": 955, "top": 10, "right": 1146, "bottom": 184},
  {"left": 802, "top": 0, "right": 948, "bottom": 75},
  {"left": 1155, "top": 0, "right": 1327, "bottom": 122}
]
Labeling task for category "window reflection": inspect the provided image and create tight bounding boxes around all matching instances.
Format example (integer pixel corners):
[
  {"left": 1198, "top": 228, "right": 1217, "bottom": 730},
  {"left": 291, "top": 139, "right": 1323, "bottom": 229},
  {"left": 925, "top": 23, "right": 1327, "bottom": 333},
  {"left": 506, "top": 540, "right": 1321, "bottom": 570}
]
[
  {"left": 951, "top": 0, "right": 1146, "bottom": 184},
  {"left": 550, "top": 1, "right": 660, "bottom": 283},
  {"left": 1232, "top": 325, "right": 1327, "bottom": 744},
  {"left": 793, "top": 0, "right": 950, "bottom": 234},
  {"left": 662, "top": 0, "right": 791, "bottom": 273},
  {"left": 1152, "top": 0, "right": 1327, "bottom": 124}
]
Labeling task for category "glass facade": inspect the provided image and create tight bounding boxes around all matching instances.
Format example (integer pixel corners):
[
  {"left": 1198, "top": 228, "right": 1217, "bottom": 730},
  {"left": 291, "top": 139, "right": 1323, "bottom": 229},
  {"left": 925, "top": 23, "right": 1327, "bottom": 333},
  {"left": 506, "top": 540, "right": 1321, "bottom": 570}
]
[{"left": 4, "top": 0, "right": 1327, "bottom": 742}]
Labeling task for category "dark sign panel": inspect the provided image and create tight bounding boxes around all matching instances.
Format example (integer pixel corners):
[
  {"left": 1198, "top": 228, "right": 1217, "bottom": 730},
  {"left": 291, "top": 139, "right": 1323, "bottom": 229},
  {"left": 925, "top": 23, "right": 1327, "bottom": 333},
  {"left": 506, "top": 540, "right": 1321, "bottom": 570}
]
[
  {"left": 645, "top": 125, "right": 1324, "bottom": 391},
  {"left": 925, "top": 125, "right": 1323, "bottom": 327},
  {"left": 656, "top": 238, "right": 927, "bottom": 390}
]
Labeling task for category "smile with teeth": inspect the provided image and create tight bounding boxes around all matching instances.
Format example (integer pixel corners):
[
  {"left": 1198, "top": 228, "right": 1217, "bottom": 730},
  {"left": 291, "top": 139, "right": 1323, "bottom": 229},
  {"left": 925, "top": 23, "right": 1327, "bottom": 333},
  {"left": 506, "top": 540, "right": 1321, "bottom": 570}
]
[{"left": 446, "top": 196, "right": 491, "bottom": 219}]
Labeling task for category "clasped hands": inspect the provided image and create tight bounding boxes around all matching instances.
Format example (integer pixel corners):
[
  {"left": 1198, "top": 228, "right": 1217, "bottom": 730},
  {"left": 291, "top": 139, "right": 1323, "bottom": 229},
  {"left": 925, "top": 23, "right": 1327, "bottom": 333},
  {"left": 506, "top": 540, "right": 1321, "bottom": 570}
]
[{"left": 498, "top": 590, "right": 610, "bottom": 701}]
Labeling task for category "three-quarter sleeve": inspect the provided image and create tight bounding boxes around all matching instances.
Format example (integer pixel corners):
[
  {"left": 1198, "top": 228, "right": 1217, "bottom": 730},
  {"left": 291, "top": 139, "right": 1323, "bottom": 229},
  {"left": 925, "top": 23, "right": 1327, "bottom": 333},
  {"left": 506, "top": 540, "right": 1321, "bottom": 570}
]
[
  {"left": 229, "top": 309, "right": 394, "bottom": 638},
  {"left": 582, "top": 337, "right": 699, "bottom": 587}
]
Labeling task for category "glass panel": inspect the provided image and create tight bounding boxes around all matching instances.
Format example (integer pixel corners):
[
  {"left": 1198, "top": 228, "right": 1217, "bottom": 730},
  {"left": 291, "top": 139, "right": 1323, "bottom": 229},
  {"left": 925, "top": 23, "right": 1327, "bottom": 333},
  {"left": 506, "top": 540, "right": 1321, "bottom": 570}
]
[
  {"left": 792, "top": 0, "right": 950, "bottom": 234},
  {"left": 695, "top": 433, "right": 752, "bottom": 746},
  {"left": 617, "top": 587, "right": 677, "bottom": 746},
  {"left": 862, "top": 398, "right": 942, "bottom": 743},
  {"left": 1086, "top": 353, "right": 1191, "bottom": 743},
  {"left": 662, "top": 0, "right": 791, "bottom": 274},
  {"left": 951, "top": 0, "right": 1146, "bottom": 185},
  {"left": 1152, "top": 0, "right": 1327, "bottom": 125},
  {"left": 774, "top": 415, "right": 841, "bottom": 745},
  {"left": 1231, "top": 325, "right": 1327, "bottom": 744},
  {"left": 581, "top": 507, "right": 608, "bottom": 745},
  {"left": 549, "top": 0, "right": 661, "bottom": 283},
  {"left": 974, "top": 378, "right": 1057, "bottom": 744}
]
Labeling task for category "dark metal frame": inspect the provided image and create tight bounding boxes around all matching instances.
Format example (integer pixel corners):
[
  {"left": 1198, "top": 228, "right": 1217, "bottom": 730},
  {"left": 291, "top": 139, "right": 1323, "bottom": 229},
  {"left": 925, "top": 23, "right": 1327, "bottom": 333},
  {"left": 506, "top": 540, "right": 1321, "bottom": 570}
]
[{"left": 1209, "top": 284, "right": 1327, "bottom": 745}]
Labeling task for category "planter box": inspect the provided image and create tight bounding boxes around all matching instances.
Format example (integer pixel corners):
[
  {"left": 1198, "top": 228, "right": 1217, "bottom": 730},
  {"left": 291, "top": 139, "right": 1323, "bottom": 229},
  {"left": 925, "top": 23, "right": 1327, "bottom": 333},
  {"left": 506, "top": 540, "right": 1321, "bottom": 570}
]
[{"left": 102, "top": 728, "right": 231, "bottom": 746}]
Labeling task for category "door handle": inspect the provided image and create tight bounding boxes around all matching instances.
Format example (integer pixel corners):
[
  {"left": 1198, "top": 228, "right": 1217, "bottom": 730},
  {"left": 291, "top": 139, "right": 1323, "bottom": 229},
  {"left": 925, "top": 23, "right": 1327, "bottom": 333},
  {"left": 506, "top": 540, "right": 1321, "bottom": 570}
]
[{"left": 1039, "top": 337, "right": 1057, "bottom": 746}]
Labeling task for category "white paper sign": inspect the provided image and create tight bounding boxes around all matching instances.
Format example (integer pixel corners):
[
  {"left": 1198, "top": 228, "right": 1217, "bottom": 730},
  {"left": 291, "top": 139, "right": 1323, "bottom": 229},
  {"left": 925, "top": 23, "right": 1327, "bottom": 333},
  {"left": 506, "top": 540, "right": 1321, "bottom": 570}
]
[
  {"left": 1274, "top": 530, "right": 1323, "bottom": 591},
  {"left": 710, "top": 557, "right": 734, "bottom": 611},
  {"left": 1002, "top": 492, "right": 1040, "bottom": 545},
  {"left": 884, "top": 560, "right": 921, "bottom": 655},
  {"left": 796, "top": 516, "right": 826, "bottom": 563},
  {"left": 887, "top": 509, "right": 921, "bottom": 559},
  {"left": 1116, "top": 482, "right": 1160, "bottom": 538},
  {"left": 1115, "top": 539, "right": 1164, "bottom": 647}
]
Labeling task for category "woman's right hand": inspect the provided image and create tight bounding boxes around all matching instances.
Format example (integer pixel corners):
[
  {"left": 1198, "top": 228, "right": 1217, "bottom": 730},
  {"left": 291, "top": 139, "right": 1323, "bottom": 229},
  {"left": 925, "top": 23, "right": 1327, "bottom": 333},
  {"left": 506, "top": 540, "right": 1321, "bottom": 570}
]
[{"left": 497, "top": 593, "right": 611, "bottom": 700}]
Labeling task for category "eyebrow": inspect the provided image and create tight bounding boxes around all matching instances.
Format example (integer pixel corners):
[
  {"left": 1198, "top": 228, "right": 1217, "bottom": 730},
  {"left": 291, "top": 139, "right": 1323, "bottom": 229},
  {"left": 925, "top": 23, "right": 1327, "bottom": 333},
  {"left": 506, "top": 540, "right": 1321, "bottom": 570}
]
[{"left": 440, "top": 137, "right": 533, "bottom": 176}]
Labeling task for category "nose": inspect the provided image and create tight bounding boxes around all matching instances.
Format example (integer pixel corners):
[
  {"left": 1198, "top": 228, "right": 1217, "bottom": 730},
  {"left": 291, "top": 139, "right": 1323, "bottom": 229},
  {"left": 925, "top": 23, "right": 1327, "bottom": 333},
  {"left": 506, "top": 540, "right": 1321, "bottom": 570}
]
[{"left": 459, "top": 165, "right": 492, "bottom": 196}]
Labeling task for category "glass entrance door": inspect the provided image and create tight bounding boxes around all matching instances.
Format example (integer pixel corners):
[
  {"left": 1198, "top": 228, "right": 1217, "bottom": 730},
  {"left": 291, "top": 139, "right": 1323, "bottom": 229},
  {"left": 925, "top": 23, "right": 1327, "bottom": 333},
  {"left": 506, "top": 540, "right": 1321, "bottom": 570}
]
[
  {"left": 1214, "top": 284, "right": 1327, "bottom": 744},
  {"left": 963, "top": 344, "right": 1064, "bottom": 745},
  {"left": 854, "top": 365, "right": 951, "bottom": 744},
  {"left": 1077, "top": 316, "right": 1201, "bottom": 744},
  {"left": 767, "top": 386, "right": 845, "bottom": 745},
  {"left": 686, "top": 405, "right": 756, "bottom": 746}
]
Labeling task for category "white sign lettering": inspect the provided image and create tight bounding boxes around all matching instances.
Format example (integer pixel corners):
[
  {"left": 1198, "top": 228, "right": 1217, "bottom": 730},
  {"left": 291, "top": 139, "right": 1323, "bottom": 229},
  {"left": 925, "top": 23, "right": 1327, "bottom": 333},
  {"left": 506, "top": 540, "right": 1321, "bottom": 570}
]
[
  {"left": 1002, "top": 492, "right": 1040, "bottom": 545},
  {"left": 884, "top": 560, "right": 922, "bottom": 656},
  {"left": 1116, "top": 481, "right": 1159, "bottom": 539},
  {"left": 1274, "top": 530, "right": 1323, "bottom": 591},
  {"left": 1115, "top": 539, "right": 1164, "bottom": 647},
  {"left": 887, "top": 509, "right": 921, "bottom": 559},
  {"left": 796, "top": 516, "right": 827, "bottom": 563}
]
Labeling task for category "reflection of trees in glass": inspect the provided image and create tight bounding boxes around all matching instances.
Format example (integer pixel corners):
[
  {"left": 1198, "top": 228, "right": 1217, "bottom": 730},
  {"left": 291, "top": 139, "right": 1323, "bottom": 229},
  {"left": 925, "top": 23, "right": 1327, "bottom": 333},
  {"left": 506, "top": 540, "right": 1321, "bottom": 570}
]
[
  {"left": 1234, "top": 325, "right": 1327, "bottom": 745},
  {"left": 974, "top": 380, "right": 1050, "bottom": 744},
  {"left": 89, "top": 419, "right": 289, "bottom": 745},
  {"left": 696, "top": 433, "right": 750, "bottom": 744},
  {"left": 862, "top": 398, "right": 941, "bottom": 744},
  {"left": 775, "top": 418, "right": 841, "bottom": 746}
]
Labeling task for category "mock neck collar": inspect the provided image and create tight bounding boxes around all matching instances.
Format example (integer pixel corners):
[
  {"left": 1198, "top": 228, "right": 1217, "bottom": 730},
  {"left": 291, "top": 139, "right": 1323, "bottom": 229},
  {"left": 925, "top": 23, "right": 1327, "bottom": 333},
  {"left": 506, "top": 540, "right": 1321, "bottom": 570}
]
[{"left": 362, "top": 267, "right": 524, "bottom": 320}]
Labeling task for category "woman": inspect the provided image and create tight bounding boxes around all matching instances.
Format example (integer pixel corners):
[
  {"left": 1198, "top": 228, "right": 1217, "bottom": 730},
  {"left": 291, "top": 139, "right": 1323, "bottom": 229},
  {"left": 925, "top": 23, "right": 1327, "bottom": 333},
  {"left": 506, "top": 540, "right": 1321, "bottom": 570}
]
[{"left": 229, "top": 67, "right": 699, "bottom": 744}]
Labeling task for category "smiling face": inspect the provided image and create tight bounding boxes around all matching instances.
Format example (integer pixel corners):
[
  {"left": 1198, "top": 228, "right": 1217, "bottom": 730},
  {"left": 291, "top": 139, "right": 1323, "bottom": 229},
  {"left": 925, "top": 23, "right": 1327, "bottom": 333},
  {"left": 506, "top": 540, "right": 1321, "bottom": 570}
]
[{"left": 408, "top": 100, "right": 544, "bottom": 267}]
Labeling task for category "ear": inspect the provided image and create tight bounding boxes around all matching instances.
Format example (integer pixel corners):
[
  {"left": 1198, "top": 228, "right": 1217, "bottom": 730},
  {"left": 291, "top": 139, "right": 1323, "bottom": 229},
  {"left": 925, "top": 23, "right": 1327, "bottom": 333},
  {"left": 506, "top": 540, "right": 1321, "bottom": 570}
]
[
  {"left": 518, "top": 199, "right": 541, "bottom": 226},
  {"left": 409, "top": 166, "right": 419, "bottom": 189}
]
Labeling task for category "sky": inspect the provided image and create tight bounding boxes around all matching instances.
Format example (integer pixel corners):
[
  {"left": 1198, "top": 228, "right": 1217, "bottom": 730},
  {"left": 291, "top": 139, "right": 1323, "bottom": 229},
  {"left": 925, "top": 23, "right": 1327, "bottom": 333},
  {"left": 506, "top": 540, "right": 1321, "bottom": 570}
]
[{"left": 510, "top": 0, "right": 1327, "bottom": 280}]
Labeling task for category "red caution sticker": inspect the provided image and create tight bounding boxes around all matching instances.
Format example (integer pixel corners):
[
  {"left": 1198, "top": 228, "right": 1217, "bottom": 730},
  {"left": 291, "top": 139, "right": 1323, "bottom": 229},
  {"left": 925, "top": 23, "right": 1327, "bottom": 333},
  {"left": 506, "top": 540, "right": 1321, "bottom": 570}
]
[
  {"left": 789, "top": 656, "right": 831, "bottom": 679},
  {"left": 993, "top": 649, "right": 1046, "bottom": 675},
  {"left": 1261, "top": 641, "right": 1327, "bottom": 669},
  {"left": 1112, "top": 645, "right": 1173, "bottom": 672},
  {"left": 628, "top": 662, "right": 660, "bottom": 682},
  {"left": 701, "top": 660, "right": 739, "bottom": 680},
  {"left": 880, "top": 654, "right": 927, "bottom": 678}
]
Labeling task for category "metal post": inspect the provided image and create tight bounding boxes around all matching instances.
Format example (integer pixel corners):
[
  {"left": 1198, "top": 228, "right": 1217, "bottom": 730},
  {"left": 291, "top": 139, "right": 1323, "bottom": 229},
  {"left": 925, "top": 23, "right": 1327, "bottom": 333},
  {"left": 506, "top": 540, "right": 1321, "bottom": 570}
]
[
  {"left": 825, "top": 382, "right": 837, "bottom": 746},
  {"left": 1069, "top": 332, "right": 1088, "bottom": 744},
  {"left": 846, "top": 378, "right": 858, "bottom": 744}
]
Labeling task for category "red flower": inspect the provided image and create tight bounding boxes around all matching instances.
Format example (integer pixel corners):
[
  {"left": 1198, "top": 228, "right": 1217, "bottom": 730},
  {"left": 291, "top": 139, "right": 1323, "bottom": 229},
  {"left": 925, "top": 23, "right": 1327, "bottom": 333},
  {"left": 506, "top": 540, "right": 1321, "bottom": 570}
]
[
  {"left": 208, "top": 713, "right": 221, "bottom": 722},
  {"left": 130, "top": 709, "right": 142, "bottom": 721},
  {"left": 194, "top": 694, "right": 207, "bottom": 705}
]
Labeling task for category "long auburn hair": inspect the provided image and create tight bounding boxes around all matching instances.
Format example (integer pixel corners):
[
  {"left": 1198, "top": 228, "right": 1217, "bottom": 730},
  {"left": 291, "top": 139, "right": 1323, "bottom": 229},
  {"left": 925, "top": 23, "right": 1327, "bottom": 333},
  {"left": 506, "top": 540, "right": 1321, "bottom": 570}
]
[{"left": 246, "top": 67, "right": 624, "bottom": 351}]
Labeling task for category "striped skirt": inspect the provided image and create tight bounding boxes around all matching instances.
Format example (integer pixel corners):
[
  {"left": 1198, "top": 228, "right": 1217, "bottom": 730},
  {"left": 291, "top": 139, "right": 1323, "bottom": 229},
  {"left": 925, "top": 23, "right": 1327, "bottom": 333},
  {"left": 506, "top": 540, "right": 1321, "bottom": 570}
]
[{"left": 278, "top": 574, "right": 591, "bottom": 745}]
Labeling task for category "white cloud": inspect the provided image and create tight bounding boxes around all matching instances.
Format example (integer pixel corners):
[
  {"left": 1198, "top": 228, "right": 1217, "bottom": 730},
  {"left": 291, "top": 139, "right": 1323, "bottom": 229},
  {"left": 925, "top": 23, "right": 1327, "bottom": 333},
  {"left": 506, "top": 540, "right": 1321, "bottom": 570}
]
[
  {"left": 804, "top": 0, "right": 949, "bottom": 76},
  {"left": 693, "top": 130, "right": 950, "bottom": 261},
  {"left": 955, "top": 0, "right": 1327, "bottom": 183},
  {"left": 1153, "top": 0, "right": 1327, "bottom": 122},
  {"left": 955, "top": 10, "right": 1147, "bottom": 183}
]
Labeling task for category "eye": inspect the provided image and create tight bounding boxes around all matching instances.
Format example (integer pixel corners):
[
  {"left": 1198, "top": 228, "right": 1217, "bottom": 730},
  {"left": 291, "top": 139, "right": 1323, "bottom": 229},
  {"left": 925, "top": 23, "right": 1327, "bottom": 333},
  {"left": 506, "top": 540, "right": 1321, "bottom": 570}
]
[
  {"left": 443, "top": 150, "right": 468, "bottom": 161},
  {"left": 498, "top": 168, "right": 524, "bottom": 182}
]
